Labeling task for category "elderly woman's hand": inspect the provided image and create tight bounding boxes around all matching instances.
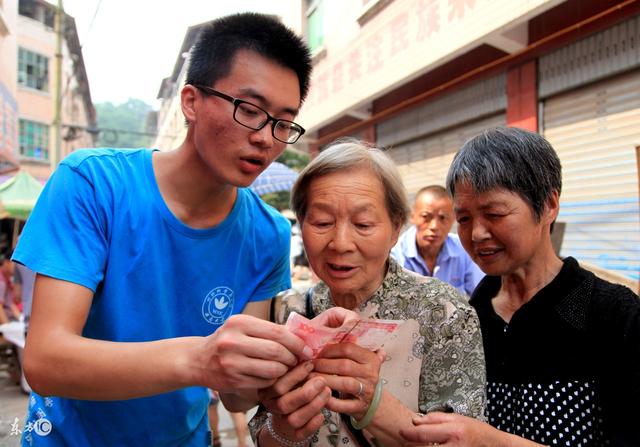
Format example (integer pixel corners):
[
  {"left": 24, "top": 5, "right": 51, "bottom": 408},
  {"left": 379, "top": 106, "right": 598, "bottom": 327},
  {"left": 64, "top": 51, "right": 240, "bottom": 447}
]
[
  {"left": 258, "top": 361, "right": 331, "bottom": 443},
  {"left": 311, "top": 306, "right": 360, "bottom": 328},
  {"left": 400, "top": 412, "right": 545, "bottom": 447},
  {"left": 312, "top": 342, "right": 386, "bottom": 421}
]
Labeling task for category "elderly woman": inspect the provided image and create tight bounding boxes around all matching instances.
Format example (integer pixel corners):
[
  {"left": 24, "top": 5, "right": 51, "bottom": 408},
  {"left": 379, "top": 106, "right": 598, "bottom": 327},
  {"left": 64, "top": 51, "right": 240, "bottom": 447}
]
[
  {"left": 250, "top": 139, "right": 485, "bottom": 446},
  {"left": 402, "top": 127, "right": 640, "bottom": 446}
]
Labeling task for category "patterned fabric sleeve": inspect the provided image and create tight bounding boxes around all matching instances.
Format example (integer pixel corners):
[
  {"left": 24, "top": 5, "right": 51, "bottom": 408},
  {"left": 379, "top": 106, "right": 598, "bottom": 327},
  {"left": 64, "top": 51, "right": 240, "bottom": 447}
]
[
  {"left": 248, "top": 406, "right": 269, "bottom": 445},
  {"left": 417, "top": 285, "right": 487, "bottom": 419}
]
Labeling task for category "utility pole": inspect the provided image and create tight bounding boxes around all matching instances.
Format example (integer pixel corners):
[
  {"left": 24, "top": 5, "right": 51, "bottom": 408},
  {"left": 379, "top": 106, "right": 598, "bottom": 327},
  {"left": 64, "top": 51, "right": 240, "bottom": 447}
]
[{"left": 52, "top": 0, "right": 64, "bottom": 168}]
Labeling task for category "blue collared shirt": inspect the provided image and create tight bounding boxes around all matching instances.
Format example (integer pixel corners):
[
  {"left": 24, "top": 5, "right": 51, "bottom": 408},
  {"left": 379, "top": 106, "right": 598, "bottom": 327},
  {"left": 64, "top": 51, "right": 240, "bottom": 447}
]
[{"left": 391, "top": 226, "right": 484, "bottom": 296}]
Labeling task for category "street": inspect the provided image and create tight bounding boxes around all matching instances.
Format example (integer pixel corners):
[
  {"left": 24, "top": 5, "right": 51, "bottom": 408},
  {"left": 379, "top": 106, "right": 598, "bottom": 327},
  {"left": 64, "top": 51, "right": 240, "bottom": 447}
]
[
  {"left": 0, "top": 370, "right": 25, "bottom": 446},
  {"left": 0, "top": 370, "right": 254, "bottom": 447}
]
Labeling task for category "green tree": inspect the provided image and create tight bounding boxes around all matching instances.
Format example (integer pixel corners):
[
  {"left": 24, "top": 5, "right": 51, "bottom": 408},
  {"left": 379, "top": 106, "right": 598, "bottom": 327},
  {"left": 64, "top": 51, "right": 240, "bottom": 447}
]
[
  {"left": 95, "top": 98, "right": 154, "bottom": 148},
  {"left": 277, "top": 149, "right": 309, "bottom": 171},
  {"left": 260, "top": 149, "right": 310, "bottom": 210}
]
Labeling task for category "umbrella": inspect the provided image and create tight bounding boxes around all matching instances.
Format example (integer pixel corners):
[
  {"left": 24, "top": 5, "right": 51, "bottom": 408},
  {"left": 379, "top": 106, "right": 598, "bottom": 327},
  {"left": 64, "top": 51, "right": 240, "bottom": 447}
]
[
  {"left": 0, "top": 171, "right": 44, "bottom": 220},
  {"left": 249, "top": 161, "right": 299, "bottom": 195}
]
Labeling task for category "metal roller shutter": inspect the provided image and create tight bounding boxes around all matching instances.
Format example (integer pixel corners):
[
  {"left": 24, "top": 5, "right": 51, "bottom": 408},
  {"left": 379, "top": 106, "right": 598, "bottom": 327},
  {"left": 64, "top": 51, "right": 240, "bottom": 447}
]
[
  {"left": 542, "top": 69, "right": 640, "bottom": 283},
  {"left": 539, "top": 15, "right": 640, "bottom": 99},
  {"left": 386, "top": 113, "right": 506, "bottom": 198},
  {"left": 377, "top": 74, "right": 506, "bottom": 149}
]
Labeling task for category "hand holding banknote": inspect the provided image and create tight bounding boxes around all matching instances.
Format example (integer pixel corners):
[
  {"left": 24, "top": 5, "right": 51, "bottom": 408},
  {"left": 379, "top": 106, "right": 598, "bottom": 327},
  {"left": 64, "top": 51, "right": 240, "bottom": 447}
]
[
  {"left": 255, "top": 307, "right": 362, "bottom": 445},
  {"left": 286, "top": 310, "right": 402, "bottom": 422},
  {"left": 285, "top": 311, "right": 401, "bottom": 358}
]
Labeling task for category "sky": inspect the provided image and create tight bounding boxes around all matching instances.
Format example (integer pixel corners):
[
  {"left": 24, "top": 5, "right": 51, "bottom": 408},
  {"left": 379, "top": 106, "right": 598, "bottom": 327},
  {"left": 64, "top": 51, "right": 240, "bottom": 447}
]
[{"left": 57, "top": 0, "right": 297, "bottom": 108}]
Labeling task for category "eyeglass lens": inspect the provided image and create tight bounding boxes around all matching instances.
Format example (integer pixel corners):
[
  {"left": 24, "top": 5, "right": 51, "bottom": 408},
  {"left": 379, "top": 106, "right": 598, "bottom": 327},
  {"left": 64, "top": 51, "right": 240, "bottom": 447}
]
[{"left": 234, "top": 102, "right": 302, "bottom": 143}]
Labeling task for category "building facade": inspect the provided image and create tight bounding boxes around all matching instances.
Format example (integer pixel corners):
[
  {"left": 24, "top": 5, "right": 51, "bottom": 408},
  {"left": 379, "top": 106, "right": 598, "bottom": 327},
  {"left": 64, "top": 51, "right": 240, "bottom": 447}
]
[
  {"left": 0, "top": 0, "right": 20, "bottom": 174},
  {"left": 14, "top": 0, "right": 96, "bottom": 180},
  {"left": 299, "top": 0, "right": 639, "bottom": 289}
]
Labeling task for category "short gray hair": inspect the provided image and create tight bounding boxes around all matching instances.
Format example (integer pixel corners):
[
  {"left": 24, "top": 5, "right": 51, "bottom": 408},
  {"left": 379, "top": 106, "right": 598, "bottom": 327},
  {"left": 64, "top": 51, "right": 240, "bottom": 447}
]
[
  {"left": 446, "top": 127, "right": 562, "bottom": 220},
  {"left": 291, "top": 139, "right": 410, "bottom": 228}
]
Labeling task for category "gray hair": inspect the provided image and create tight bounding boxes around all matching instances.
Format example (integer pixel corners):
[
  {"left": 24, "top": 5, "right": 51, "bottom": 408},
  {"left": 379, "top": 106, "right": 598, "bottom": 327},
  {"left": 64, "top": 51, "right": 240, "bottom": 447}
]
[
  {"left": 291, "top": 139, "right": 410, "bottom": 228},
  {"left": 446, "top": 127, "right": 562, "bottom": 220}
]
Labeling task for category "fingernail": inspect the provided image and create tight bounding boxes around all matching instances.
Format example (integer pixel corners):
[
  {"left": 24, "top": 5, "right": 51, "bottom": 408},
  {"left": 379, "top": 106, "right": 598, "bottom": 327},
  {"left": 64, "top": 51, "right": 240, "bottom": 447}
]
[
  {"left": 313, "top": 379, "right": 325, "bottom": 391},
  {"left": 302, "top": 346, "right": 314, "bottom": 360},
  {"left": 304, "top": 361, "right": 314, "bottom": 372}
]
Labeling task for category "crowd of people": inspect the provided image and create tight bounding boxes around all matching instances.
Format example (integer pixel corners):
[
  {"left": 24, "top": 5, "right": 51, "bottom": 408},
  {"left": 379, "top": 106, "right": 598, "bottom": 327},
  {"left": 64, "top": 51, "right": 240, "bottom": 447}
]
[
  {"left": 0, "top": 250, "right": 35, "bottom": 394},
  {"left": 3, "top": 11, "right": 638, "bottom": 447}
]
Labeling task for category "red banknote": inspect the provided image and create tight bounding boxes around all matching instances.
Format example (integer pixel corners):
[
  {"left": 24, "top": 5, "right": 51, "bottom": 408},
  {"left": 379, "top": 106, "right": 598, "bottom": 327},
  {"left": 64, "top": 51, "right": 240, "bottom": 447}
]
[{"left": 285, "top": 311, "right": 402, "bottom": 358}]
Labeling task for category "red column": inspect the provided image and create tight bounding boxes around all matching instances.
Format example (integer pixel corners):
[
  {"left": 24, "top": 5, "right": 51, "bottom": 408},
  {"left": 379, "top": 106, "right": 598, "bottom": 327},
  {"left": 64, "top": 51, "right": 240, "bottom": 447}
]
[{"left": 506, "top": 60, "right": 538, "bottom": 132}]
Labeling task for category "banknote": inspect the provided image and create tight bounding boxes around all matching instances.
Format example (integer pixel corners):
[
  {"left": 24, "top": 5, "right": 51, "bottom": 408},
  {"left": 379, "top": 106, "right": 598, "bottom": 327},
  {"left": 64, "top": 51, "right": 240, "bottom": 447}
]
[{"left": 285, "top": 311, "right": 402, "bottom": 358}]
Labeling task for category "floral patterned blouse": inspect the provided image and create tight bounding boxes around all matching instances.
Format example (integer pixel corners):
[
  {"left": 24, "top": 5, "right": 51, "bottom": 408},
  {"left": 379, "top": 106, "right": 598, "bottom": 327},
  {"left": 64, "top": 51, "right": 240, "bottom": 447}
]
[{"left": 250, "top": 257, "right": 486, "bottom": 446}]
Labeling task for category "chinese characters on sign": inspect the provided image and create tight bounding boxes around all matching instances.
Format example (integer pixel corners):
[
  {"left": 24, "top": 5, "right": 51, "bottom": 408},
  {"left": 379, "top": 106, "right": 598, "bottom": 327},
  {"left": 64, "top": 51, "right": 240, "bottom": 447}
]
[{"left": 305, "top": 0, "right": 478, "bottom": 109}]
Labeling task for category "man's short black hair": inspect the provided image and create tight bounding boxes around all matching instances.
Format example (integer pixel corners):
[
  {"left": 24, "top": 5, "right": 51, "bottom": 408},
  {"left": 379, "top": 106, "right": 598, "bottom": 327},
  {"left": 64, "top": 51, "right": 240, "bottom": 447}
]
[{"left": 186, "top": 12, "right": 312, "bottom": 103}]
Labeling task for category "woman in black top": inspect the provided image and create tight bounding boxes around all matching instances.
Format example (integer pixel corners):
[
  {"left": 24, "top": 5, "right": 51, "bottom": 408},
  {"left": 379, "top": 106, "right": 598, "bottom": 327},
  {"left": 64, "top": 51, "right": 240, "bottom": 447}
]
[{"left": 402, "top": 127, "right": 640, "bottom": 447}]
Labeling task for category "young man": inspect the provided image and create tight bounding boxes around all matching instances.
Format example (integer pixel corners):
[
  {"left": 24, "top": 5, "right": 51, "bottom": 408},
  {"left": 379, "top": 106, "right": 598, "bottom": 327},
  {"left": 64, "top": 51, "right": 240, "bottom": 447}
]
[
  {"left": 13, "top": 13, "right": 320, "bottom": 446},
  {"left": 391, "top": 185, "right": 483, "bottom": 296}
]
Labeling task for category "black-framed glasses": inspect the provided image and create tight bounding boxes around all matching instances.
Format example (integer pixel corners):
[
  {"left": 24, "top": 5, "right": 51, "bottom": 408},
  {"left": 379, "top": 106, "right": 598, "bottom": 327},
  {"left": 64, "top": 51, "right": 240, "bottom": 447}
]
[{"left": 193, "top": 84, "right": 305, "bottom": 144}]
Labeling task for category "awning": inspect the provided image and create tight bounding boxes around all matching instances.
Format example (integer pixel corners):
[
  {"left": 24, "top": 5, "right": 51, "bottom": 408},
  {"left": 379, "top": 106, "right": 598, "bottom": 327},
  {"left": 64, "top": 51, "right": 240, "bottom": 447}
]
[
  {"left": 0, "top": 170, "right": 44, "bottom": 220},
  {"left": 250, "top": 161, "right": 299, "bottom": 196}
]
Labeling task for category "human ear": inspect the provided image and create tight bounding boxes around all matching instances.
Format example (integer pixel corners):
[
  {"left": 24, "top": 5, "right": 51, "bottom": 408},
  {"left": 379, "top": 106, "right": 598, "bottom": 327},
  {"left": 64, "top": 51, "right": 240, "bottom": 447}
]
[
  {"left": 409, "top": 209, "right": 420, "bottom": 226},
  {"left": 543, "top": 190, "right": 560, "bottom": 224},
  {"left": 180, "top": 85, "right": 198, "bottom": 125}
]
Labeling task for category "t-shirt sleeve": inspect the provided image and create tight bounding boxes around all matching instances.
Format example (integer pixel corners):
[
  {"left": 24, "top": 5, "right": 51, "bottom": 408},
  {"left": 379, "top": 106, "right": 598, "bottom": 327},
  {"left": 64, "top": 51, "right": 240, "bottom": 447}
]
[
  {"left": 249, "top": 222, "right": 292, "bottom": 302},
  {"left": 12, "top": 163, "right": 109, "bottom": 292}
]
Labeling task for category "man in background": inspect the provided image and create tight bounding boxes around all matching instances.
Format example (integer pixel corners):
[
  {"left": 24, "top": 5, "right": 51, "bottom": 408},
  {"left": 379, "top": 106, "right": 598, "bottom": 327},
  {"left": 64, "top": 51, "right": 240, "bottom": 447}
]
[{"left": 392, "top": 185, "right": 483, "bottom": 296}]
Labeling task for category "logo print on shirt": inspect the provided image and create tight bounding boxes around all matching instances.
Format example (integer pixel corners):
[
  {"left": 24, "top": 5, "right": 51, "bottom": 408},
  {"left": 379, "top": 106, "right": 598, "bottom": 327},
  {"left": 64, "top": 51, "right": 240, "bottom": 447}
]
[
  {"left": 202, "top": 286, "right": 235, "bottom": 325},
  {"left": 34, "top": 418, "right": 52, "bottom": 436}
]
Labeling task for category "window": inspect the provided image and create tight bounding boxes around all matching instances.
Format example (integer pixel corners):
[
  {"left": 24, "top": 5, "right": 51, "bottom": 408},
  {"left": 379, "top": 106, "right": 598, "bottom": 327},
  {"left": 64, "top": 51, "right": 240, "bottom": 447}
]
[
  {"left": 18, "top": 0, "right": 55, "bottom": 28},
  {"left": 305, "top": 0, "right": 324, "bottom": 54},
  {"left": 19, "top": 119, "right": 49, "bottom": 160},
  {"left": 18, "top": 48, "right": 49, "bottom": 91}
]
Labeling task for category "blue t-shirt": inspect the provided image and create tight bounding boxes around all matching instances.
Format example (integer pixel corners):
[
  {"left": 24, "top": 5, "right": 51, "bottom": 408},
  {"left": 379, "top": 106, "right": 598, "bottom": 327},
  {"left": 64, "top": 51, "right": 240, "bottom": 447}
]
[
  {"left": 391, "top": 227, "right": 484, "bottom": 296},
  {"left": 13, "top": 148, "right": 292, "bottom": 446}
]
